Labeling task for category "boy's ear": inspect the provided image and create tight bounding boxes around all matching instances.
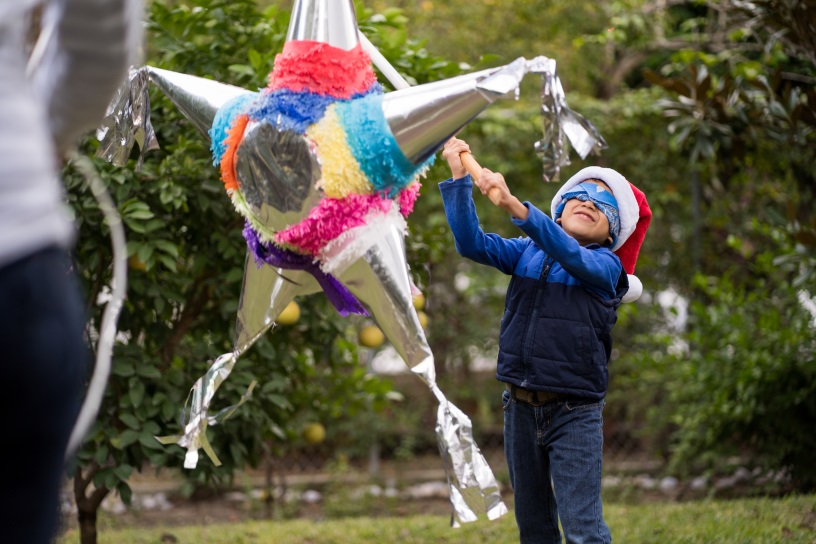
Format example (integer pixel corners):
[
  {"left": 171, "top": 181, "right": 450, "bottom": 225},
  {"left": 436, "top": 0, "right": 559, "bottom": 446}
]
[
  {"left": 555, "top": 217, "right": 562, "bottom": 225},
  {"left": 606, "top": 235, "right": 613, "bottom": 246}
]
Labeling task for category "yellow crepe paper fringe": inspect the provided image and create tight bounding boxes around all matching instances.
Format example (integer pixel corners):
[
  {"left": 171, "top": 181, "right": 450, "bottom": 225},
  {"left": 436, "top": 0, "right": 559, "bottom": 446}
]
[{"left": 306, "top": 106, "right": 372, "bottom": 199}]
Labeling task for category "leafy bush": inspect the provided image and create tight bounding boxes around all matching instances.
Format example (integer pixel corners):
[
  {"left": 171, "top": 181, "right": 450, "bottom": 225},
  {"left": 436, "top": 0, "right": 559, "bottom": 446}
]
[{"left": 665, "top": 271, "right": 816, "bottom": 490}]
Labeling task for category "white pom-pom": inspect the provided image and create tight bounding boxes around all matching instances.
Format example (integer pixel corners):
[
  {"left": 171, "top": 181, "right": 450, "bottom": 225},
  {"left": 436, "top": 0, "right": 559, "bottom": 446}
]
[{"left": 622, "top": 274, "right": 642, "bottom": 303}]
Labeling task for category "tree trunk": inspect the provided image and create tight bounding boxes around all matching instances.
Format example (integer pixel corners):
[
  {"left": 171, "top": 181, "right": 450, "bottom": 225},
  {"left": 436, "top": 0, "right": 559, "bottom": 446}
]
[
  {"left": 74, "top": 462, "right": 111, "bottom": 544},
  {"left": 77, "top": 507, "right": 98, "bottom": 544}
]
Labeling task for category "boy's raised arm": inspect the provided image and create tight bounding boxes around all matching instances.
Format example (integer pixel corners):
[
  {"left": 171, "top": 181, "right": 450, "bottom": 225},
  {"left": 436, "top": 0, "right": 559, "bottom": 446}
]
[{"left": 443, "top": 139, "right": 529, "bottom": 220}]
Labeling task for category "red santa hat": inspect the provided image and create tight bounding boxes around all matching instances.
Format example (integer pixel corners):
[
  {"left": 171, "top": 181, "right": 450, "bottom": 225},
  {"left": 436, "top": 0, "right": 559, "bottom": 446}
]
[{"left": 551, "top": 166, "right": 652, "bottom": 302}]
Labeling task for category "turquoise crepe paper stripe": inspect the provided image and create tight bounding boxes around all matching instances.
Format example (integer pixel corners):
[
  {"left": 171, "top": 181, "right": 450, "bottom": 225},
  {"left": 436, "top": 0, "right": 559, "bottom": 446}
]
[
  {"left": 337, "top": 94, "right": 433, "bottom": 196},
  {"left": 210, "top": 92, "right": 257, "bottom": 166}
]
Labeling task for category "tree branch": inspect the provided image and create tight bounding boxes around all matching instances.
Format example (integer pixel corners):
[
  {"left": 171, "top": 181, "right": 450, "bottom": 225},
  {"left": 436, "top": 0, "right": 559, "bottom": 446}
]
[{"left": 160, "top": 273, "right": 213, "bottom": 365}]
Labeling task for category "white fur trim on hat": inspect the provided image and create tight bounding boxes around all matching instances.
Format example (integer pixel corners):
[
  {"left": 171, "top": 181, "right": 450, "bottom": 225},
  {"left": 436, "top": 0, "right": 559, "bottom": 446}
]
[
  {"left": 621, "top": 274, "right": 642, "bottom": 303},
  {"left": 550, "top": 166, "right": 639, "bottom": 252}
]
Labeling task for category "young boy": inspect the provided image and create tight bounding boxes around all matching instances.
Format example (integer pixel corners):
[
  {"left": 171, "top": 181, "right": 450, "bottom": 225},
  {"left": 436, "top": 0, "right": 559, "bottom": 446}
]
[{"left": 439, "top": 138, "right": 651, "bottom": 544}]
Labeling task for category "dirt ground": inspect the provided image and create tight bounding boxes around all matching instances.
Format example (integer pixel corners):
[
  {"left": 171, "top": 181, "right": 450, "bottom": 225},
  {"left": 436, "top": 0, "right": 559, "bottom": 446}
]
[
  {"left": 59, "top": 452, "right": 782, "bottom": 535},
  {"left": 86, "top": 495, "right": 457, "bottom": 529},
  {"left": 60, "top": 457, "right": 466, "bottom": 532}
]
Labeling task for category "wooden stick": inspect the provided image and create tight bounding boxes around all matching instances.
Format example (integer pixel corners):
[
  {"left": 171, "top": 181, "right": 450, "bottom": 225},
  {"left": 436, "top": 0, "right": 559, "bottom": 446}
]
[{"left": 459, "top": 151, "right": 502, "bottom": 206}]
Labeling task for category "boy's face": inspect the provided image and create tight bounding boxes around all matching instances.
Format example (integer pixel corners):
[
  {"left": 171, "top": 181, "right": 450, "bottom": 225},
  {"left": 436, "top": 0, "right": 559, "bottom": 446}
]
[{"left": 556, "top": 180, "right": 614, "bottom": 247}]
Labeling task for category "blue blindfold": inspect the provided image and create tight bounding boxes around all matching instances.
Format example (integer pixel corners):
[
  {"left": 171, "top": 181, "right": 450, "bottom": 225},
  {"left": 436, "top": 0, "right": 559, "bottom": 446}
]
[{"left": 554, "top": 182, "right": 621, "bottom": 247}]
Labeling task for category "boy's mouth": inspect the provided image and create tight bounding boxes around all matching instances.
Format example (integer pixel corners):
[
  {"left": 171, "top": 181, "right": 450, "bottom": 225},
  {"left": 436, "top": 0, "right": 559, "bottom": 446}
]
[{"left": 574, "top": 210, "right": 595, "bottom": 222}]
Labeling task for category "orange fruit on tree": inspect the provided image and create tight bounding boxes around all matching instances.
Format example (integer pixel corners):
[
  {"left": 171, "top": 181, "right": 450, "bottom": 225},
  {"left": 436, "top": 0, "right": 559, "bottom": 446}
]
[
  {"left": 358, "top": 324, "right": 385, "bottom": 348},
  {"left": 417, "top": 310, "right": 429, "bottom": 329},
  {"left": 275, "top": 301, "right": 301, "bottom": 326},
  {"left": 303, "top": 422, "right": 326, "bottom": 444}
]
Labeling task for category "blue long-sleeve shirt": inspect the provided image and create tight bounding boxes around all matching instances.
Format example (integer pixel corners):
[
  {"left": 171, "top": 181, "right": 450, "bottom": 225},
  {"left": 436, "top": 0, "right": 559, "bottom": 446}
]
[{"left": 439, "top": 175, "right": 627, "bottom": 398}]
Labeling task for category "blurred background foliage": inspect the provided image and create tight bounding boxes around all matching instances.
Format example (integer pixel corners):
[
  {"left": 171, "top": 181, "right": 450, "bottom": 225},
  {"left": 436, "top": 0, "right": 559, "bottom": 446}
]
[{"left": 64, "top": 0, "right": 815, "bottom": 541}]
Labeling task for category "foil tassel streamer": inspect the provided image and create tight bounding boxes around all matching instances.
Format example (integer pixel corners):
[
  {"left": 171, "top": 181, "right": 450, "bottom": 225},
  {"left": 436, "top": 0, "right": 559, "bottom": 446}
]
[
  {"left": 96, "top": 67, "right": 158, "bottom": 168},
  {"left": 526, "top": 56, "right": 607, "bottom": 182},
  {"left": 332, "top": 223, "right": 508, "bottom": 523},
  {"left": 156, "top": 353, "right": 256, "bottom": 468},
  {"left": 432, "top": 385, "right": 509, "bottom": 526},
  {"left": 96, "top": 65, "right": 251, "bottom": 168}
]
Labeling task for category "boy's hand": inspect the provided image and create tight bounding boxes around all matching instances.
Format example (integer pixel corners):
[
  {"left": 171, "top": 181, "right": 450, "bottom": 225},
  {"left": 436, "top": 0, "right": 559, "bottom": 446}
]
[
  {"left": 480, "top": 169, "right": 529, "bottom": 220},
  {"left": 478, "top": 169, "right": 509, "bottom": 199},
  {"left": 441, "top": 137, "right": 470, "bottom": 180},
  {"left": 441, "top": 139, "right": 527, "bottom": 219}
]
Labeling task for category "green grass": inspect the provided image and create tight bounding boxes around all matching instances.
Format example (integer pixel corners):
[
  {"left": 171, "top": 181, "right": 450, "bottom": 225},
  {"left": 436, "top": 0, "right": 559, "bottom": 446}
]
[{"left": 58, "top": 495, "right": 816, "bottom": 543}]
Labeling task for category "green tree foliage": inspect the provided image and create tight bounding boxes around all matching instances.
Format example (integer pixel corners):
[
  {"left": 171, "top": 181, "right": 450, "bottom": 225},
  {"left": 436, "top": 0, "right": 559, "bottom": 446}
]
[
  {"left": 64, "top": 1, "right": 463, "bottom": 542},
  {"left": 630, "top": 0, "right": 816, "bottom": 276},
  {"left": 633, "top": 0, "right": 816, "bottom": 487},
  {"left": 668, "top": 273, "right": 816, "bottom": 490},
  {"left": 368, "top": 0, "right": 609, "bottom": 95}
]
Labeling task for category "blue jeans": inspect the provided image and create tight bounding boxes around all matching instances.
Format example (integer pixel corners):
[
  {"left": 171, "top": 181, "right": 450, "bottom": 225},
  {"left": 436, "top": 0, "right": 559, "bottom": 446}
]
[
  {"left": 0, "top": 248, "right": 88, "bottom": 544},
  {"left": 503, "top": 388, "right": 611, "bottom": 544}
]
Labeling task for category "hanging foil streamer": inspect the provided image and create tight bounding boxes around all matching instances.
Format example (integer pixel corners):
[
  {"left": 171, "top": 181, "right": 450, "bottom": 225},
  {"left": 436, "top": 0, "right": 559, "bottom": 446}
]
[
  {"left": 96, "top": 67, "right": 158, "bottom": 168},
  {"left": 96, "top": 65, "right": 251, "bottom": 167},
  {"left": 155, "top": 352, "right": 257, "bottom": 468},
  {"left": 336, "top": 221, "right": 507, "bottom": 525},
  {"left": 526, "top": 56, "right": 607, "bottom": 182},
  {"left": 433, "top": 386, "right": 509, "bottom": 526}
]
